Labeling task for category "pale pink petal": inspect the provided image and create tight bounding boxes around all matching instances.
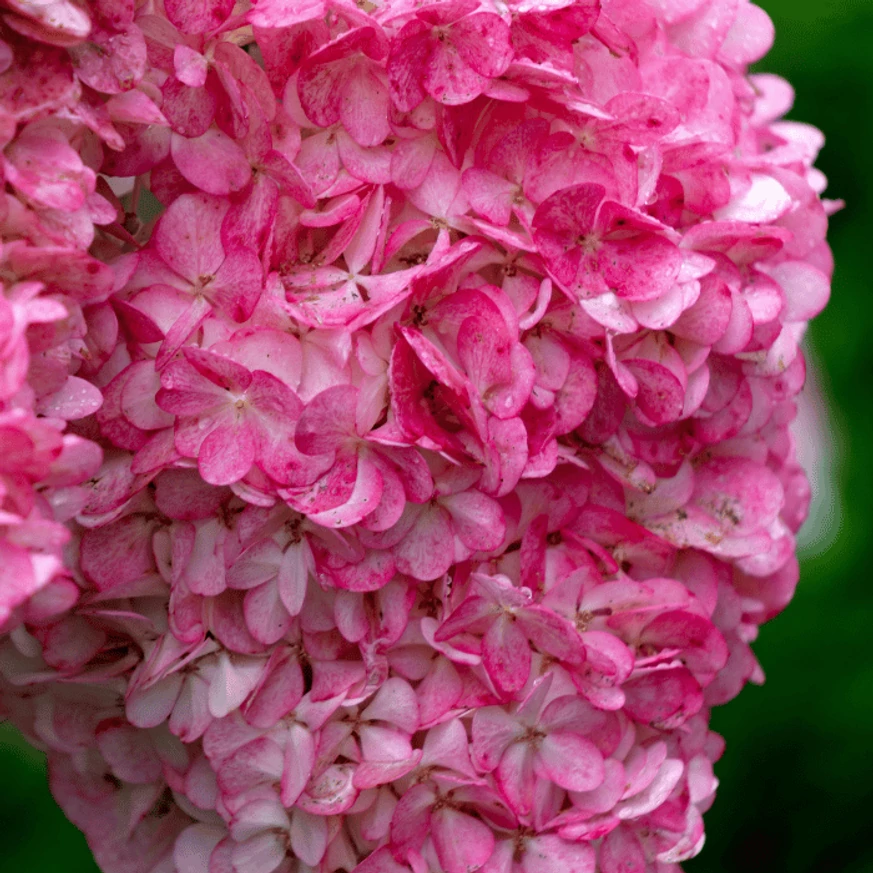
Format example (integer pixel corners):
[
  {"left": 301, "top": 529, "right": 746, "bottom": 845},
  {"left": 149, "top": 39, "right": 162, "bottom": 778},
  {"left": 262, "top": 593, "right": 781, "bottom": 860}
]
[
  {"left": 4, "top": 128, "right": 95, "bottom": 210},
  {"left": 442, "top": 490, "right": 506, "bottom": 551},
  {"left": 471, "top": 706, "right": 523, "bottom": 771},
  {"left": 290, "top": 809, "right": 328, "bottom": 867},
  {"left": 244, "top": 581, "right": 293, "bottom": 645},
  {"left": 281, "top": 723, "right": 315, "bottom": 806},
  {"left": 536, "top": 732, "right": 605, "bottom": 792},
  {"left": 599, "top": 826, "right": 646, "bottom": 873},
  {"left": 522, "top": 836, "right": 595, "bottom": 873},
  {"left": 231, "top": 833, "right": 286, "bottom": 873},
  {"left": 393, "top": 504, "right": 454, "bottom": 581},
  {"left": 361, "top": 677, "right": 420, "bottom": 733},
  {"left": 37, "top": 376, "right": 103, "bottom": 420},
  {"left": 174, "top": 825, "right": 224, "bottom": 873}
]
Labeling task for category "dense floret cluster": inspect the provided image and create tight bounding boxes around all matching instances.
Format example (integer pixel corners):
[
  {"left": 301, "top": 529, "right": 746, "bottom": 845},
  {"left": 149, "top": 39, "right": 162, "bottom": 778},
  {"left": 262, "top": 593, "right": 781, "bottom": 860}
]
[{"left": 0, "top": 1, "right": 836, "bottom": 872}]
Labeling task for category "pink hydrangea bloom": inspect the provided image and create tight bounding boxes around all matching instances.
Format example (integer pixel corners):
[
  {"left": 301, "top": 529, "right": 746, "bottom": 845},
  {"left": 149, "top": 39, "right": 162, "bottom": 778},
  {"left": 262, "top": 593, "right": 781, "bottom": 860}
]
[{"left": 0, "top": 1, "right": 838, "bottom": 872}]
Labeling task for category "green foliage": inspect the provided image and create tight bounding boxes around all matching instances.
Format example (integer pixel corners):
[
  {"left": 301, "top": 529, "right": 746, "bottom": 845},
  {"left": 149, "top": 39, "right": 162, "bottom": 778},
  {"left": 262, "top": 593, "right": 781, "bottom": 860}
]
[
  {"left": 0, "top": 722, "right": 99, "bottom": 872},
  {"left": 1, "top": 2, "right": 870, "bottom": 871}
]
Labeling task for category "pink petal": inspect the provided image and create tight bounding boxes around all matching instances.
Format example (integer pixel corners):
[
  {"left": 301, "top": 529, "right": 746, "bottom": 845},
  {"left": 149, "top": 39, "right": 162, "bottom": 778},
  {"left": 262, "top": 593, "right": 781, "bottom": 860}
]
[
  {"left": 126, "top": 673, "right": 183, "bottom": 729},
  {"left": 436, "top": 595, "right": 499, "bottom": 642},
  {"left": 199, "top": 422, "right": 256, "bottom": 486},
  {"left": 295, "top": 385, "right": 358, "bottom": 454},
  {"left": 120, "top": 363, "right": 173, "bottom": 431},
  {"left": 244, "top": 581, "right": 293, "bottom": 645},
  {"left": 174, "top": 44, "right": 208, "bottom": 88},
  {"left": 209, "top": 247, "right": 263, "bottom": 321},
  {"left": 536, "top": 732, "right": 605, "bottom": 792},
  {"left": 453, "top": 13, "right": 513, "bottom": 78},
  {"left": 386, "top": 23, "right": 430, "bottom": 112},
  {"left": 164, "top": 0, "right": 233, "bottom": 34},
  {"left": 281, "top": 723, "right": 315, "bottom": 806},
  {"left": 361, "top": 677, "right": 420, "bottom": 733},
  {"left": 390, "top": 783, "right": 434, "bottom": 853},
  {"left": 433, "top": 807, "right": 497, "bottom": 873},
  {"left": 208, "top": 654, "right": 265, "bottom": 719},
  {"left": 277, "top": 544, "right": 309, "bottom": 617},
  {"left": 522, "top": 836, "right": 595, "bottom": 873},
  {"left": 37, "top": 375, "right": 103, "bottom": 420},
  {"left": 298, "top": 764, "right": 357, "bottom": 815},
  {"left": 174, "top": 825, "right": 224, "bottom": 873},
  {"left": 517, "top": 605, "right": 584, "bottom": 663},
  {"left": 231, "top": 834, "right": 286, "bottom": 873},
  {"left": 463, "top": 167, "right": 516, "bottom": 226},
  {"left": 96, "top": 720, "right": 162, "bottom": 784},
  {"left": 623, "top": 667, "right": 704, "bottom": 728},
  {"left": 471, "top": 706, "right": 523, "bottom": 771},
  {"left": 248, "top": 0, "right": 325, "bottom": 28},
  {"left": 393, "top": 503, "right": 454, "bottom": 581},
  {"left": 171, "top": 129, "right": 251, "bottom": 195},
  {"left": 425, "top": 35, "right": 486, "bottom": 106},
  {"left": 601, "top": 234, "right": 683, "bottom": 302},
  {"left": 162, "top": 77, "right": 218, "bottom": 138},
  {"left": 623, "top": 358, "right": 685, "bottom": 425},
  {"left": 306, "top": 452, "right": 384, "bottom": 529},
  {"left": 217, "top": 736, "right": 283, "bottom": 796},
  {"left": 290, "top": 809, "right": 328, "bottom": 867},
  {"left": 154, "top": 192, "right": 227, "bottom": 284},
  {"left": 341, "top": 62, "right": 390, "bottom": 147},
  {"left": 80, "top": 516, "right": 156, "bottom": 592},
  {"left": 441, "top": 490, "right": 506, "bottom": 551},
  {"left": 599, "top": 826, "right": 646, "bottom": 873},
  {"left": 0, "top": 541, "right": 37, "bottom": 624},
  {"left": 4, "top": 127, "right": 95, "bottom": 210},
  {"left": 483, "top": 613, "right": 531, "bottom": 697},
  {"left": 354, "top": 848, "right": 412, "bottom": 873},
  {"left": 354, "top": 755, "right": 421, "bottom": 789},
  {"left": 243, "top": 651, "right": 304, "bottom": 730},
  {"left": 69, "top": 25, "right": 147, "bottom": 95},
  {"left": 156, "top": 296, "right": 212, "bottom": 370},
  {"left": 769, "top": 260, "right": 831, "bottom": 321}
]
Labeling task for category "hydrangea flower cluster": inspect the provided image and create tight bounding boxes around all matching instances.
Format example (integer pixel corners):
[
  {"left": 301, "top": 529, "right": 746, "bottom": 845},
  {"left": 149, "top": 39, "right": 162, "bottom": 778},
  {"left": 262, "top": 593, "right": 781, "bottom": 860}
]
[{"left": 0, "top": 1, "right": 836, "bottom": 872}]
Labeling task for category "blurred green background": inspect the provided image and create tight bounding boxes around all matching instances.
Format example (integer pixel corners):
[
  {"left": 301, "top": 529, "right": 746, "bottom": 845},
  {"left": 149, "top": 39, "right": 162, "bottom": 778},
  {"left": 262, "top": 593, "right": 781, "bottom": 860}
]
[{"left": 2, "top": 1, "right": 871, "bottom": 871}]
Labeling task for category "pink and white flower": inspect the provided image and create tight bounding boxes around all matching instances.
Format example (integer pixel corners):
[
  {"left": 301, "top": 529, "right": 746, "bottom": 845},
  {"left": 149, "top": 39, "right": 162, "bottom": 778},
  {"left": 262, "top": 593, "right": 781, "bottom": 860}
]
[{"left": 0, "top": 2, "right": 836, "bottom": 872}]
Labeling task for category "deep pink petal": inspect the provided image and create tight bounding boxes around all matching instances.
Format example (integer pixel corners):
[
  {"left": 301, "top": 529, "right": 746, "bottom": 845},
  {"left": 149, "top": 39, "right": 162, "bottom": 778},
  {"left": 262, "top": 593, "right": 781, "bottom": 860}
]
[
  {"left": 164, "top": 0, "right": 233, "bottom": 34},
  {"left": 432, "top": 806, "right": 496, "bottom": 873},
  {"left": 517, "top": 605, "right": 585, "bottom": 663},
  {"left": 171, "top": 129, "right": 251, "bottom": 195},
  {"left": 483, "top": 614, "right": 531, "bottom": 697},
  {"left": 295, "top": 385, "right": 358, "bottom": 454}
]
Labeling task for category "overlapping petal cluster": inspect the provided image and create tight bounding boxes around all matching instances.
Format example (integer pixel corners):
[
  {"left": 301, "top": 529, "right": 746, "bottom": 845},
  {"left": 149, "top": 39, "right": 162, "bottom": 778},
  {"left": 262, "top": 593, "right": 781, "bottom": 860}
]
[{"left": 0, "top": 1, "right": 836, "bottom": 872}]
